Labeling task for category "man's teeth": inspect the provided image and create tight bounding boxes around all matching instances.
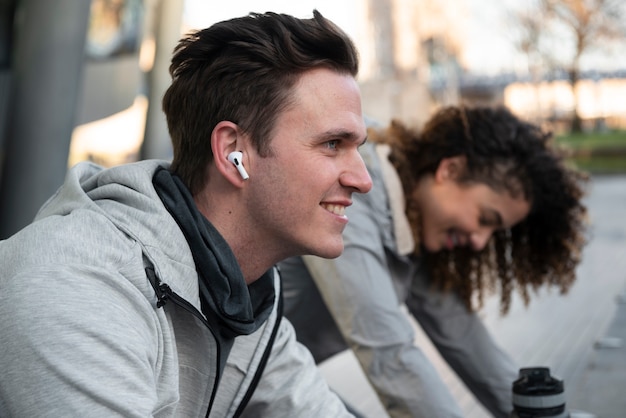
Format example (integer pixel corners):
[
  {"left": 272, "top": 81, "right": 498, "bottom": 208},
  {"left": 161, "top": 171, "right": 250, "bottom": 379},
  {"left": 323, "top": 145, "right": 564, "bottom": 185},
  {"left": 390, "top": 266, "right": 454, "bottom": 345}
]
[{"left": 322, "top": 204, "right": 346, "bottom": 216}]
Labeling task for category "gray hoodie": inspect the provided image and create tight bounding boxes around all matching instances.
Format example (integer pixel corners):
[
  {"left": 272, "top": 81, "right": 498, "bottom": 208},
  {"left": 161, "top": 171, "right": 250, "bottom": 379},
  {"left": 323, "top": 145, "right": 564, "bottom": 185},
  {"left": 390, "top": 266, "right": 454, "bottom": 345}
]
[{"left": 0, "top": 160, "right": 350, "bottom": 418}]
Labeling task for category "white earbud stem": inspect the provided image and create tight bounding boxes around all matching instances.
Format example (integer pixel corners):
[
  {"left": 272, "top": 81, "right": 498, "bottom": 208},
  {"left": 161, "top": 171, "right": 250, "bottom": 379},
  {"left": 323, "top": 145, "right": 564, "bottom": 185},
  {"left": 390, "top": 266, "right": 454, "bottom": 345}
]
[{"left": 227, "top": 151, "right": 249, "bottom": 180}]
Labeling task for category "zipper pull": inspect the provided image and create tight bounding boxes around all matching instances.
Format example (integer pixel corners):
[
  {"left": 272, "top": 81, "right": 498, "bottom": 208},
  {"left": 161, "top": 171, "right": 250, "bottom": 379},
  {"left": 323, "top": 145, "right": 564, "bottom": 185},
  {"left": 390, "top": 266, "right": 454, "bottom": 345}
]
[
  {"left": 145, "top": 266, "right": 172, "bottom": 308},
  {"left": 156, "top": 283, "right": 172, "bottom": 308}
]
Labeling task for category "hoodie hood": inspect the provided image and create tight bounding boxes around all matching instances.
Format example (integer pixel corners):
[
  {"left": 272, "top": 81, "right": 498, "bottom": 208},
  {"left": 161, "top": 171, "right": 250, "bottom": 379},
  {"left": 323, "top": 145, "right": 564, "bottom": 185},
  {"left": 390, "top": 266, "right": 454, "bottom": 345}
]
[{"left": 35, "top": 160, "right": 203, "bottom": 307}]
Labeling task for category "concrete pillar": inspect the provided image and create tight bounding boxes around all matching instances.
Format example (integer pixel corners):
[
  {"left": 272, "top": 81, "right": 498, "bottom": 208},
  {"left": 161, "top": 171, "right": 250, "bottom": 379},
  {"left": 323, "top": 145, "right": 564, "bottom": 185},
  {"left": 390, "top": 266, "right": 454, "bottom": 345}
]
[
  {"left": 140, "top": 0, "right": 184, "bottom": 161},
  {"left": 0, "top": 0, "right": 91, "bottom": 238}
]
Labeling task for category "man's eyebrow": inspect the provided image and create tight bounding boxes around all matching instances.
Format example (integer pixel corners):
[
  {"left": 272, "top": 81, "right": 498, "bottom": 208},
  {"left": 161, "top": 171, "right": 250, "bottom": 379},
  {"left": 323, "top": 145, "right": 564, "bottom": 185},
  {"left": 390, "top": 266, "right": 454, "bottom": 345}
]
[{"left": 315, "top": 129, "right": 367, "bottom": 145}]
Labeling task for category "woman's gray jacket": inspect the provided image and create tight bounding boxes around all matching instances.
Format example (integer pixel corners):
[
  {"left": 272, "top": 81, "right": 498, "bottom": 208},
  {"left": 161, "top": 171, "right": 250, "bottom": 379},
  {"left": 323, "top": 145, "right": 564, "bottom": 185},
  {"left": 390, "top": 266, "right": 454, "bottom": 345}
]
[
  {"left": 280, "top": 142, "right": 518, "bottom": 417},
  {"left": 0, "top": 160, "right": 350, "bottom": 418}
]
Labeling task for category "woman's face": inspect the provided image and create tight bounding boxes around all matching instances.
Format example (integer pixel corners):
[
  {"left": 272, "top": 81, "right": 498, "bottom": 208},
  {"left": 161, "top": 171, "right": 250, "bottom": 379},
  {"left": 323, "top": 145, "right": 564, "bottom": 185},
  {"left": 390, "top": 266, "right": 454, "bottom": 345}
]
[{"left": 414, "top": 157, "right": 531, "bottom": 253}]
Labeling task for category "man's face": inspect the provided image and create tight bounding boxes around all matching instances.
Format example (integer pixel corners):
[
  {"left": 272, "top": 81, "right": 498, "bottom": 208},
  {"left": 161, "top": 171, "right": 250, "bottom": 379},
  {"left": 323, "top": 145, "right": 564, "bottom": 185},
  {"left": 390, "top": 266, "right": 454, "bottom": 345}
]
[{"left": 246, "top": 68, "right": 372, "bottom": 261}]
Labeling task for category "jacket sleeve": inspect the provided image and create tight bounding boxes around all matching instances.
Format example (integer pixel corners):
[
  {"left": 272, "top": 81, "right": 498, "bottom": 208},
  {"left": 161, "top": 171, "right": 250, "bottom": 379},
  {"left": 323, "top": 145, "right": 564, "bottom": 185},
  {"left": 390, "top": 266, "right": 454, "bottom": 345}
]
[
  {"left": 405, "top": 267, "right": 518, "bottom": 417},
  {"left": 241, "top": 318, "right": 354, "bottom": 417},
  {"left": 0, "top": 265, "right": 167, "bottom": 418},
  {"left": 301, "top": 193, "right": 466, "bottom": 417}
]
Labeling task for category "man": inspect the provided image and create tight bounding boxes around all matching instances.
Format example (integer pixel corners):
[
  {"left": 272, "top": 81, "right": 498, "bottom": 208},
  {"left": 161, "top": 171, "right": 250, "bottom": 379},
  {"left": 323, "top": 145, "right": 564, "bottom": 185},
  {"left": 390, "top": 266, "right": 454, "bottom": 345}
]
[{"left": 0, "top": 10, "right": 372, "bottom": 417}]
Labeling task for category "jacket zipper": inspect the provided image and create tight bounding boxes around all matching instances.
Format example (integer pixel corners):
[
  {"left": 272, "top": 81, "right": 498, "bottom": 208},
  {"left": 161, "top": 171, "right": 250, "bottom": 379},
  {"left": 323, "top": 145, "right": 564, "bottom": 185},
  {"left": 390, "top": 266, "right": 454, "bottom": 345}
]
[
  {"left": 145, "top": 266, "right": 222, "bottom": 416},
  {"left": 232, "top": 289, "right": 283, "bottom": 417},
  {"left": 146, "top": 265, "right": 282, "bottom": 418}
]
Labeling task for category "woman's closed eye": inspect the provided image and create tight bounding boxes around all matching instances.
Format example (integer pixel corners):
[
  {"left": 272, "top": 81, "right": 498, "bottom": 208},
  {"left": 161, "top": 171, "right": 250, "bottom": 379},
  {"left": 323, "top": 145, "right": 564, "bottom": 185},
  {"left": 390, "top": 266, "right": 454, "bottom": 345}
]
[{"left": 479, "top": 211, "right": 502, "bottom": 227}]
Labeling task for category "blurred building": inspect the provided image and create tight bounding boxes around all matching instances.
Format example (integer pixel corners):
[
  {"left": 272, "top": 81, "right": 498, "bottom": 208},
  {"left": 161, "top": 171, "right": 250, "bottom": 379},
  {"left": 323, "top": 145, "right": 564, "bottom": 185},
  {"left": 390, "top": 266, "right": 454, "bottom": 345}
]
[
  {"left": 355, "top": 0, "right": 469, "bottom": 128},
  {"left": 505, "top": 73, "right": 626, "bottom": 133},
  {"left": 73, "top": 0, "right": 505, "bottom": 164},
  {"left": 0, "top": 0, "right": 183, "bottom": 238},
  {"left": 69, "top": 0, "right": 146, "bottom": 166}
]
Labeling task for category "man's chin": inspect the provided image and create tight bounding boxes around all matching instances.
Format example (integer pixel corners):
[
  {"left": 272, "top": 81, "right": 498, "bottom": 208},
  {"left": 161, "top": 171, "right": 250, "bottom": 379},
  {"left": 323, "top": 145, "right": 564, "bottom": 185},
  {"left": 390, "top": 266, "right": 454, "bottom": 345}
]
[{"left": 311, "top": 243, "right": 344, "bottom": 260}]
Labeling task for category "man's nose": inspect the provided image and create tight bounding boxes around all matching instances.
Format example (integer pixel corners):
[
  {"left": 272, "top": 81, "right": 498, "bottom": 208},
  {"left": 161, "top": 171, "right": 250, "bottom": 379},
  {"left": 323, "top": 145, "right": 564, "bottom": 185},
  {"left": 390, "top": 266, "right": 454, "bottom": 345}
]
[{"left": 340, "top": 151, "right": 373, "bottom": 194}]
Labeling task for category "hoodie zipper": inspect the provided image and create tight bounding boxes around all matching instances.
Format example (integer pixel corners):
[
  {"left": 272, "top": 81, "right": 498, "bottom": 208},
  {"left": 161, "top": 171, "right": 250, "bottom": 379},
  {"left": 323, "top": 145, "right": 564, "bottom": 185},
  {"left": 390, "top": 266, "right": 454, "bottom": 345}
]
[
  {"left": 145, "top": 266, "right": 222, "bottom": 416},
  {"left": 145, "top": 265, "right": 281, "bottom": 418},
  {"left": 232, "top": 288, "right": 283, "bottom": 417}
]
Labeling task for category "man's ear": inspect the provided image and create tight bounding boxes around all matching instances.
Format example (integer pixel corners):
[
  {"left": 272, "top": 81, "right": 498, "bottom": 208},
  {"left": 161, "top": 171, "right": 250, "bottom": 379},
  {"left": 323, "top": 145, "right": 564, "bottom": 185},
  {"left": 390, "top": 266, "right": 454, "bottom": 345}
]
[
  {"left": 434, "top": 156, "right": 466, "bottom": 183},
  {"left": 211, "top": 121, "right": 249, "bottom": 186}
]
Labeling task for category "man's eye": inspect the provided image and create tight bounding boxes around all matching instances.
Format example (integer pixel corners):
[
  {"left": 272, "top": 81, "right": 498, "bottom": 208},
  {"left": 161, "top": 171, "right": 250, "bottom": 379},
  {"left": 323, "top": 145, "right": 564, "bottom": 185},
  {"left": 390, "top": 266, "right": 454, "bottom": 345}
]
[{"left": 325, "top": 140, "right": 338, "bottom": 150}]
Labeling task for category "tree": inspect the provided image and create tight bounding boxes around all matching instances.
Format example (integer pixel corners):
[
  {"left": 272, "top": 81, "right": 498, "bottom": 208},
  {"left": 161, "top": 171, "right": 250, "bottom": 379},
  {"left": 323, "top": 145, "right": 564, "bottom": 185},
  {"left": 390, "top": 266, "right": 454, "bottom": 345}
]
[
  {"left": 508, "top": 4, "right": 548, "bottom": 123},
  {"left": 510, "top": 0, "right": 626, "bottom": 132},
  {"left": 543, "top": 0, "right": 625, "bottom": 132}
]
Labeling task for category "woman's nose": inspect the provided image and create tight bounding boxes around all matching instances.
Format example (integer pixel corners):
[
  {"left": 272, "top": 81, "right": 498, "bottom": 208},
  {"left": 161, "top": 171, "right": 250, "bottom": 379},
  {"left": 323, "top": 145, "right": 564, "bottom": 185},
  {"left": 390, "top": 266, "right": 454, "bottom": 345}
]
[{"left": 470, "top": 229, "right": 493, "bottom": 251}]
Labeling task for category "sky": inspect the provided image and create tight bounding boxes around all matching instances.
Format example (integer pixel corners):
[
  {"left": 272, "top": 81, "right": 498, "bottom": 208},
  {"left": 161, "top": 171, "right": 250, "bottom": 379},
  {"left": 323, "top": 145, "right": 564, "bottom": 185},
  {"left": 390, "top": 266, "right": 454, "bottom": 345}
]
[
  {"left": 462, "top": 0, "right": 626, "bottom": 74},
  {"left": 182, "top": 0, "right": 358, "bottom": 39},
  {"left": 463, "top": 0, "right": 522, "bottom": 73}
]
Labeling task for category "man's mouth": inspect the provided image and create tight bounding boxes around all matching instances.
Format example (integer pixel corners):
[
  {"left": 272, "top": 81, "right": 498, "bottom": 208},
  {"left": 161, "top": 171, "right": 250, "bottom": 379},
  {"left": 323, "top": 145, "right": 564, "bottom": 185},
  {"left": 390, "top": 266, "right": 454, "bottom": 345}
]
[{"left": 321, "top": 203, "right": 346, "bottom": 217}]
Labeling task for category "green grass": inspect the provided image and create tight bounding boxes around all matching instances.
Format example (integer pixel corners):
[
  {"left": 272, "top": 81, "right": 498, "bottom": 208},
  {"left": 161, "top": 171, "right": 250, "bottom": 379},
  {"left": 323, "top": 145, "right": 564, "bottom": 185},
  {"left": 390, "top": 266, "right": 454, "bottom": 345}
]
[
  {"left": 556, "top": 129, "right": 626, "bottom": 148},
  {"left": 555, "top": 130, "right": 626, "bottom": 174}
]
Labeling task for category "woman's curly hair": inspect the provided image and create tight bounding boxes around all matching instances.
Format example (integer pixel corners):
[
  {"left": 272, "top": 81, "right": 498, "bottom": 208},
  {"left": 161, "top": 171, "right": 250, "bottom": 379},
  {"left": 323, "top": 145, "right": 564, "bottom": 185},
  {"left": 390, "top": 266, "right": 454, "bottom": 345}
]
[{"left": 368, "top": 105, "right": 589, "bottom": 314}]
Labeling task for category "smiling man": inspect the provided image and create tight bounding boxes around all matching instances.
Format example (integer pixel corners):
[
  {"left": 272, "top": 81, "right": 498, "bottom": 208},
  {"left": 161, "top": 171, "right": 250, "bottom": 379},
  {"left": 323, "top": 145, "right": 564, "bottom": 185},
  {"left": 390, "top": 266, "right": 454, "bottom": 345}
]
[{"left": 0, "top": 10, "right": 371, "bottom": 418}]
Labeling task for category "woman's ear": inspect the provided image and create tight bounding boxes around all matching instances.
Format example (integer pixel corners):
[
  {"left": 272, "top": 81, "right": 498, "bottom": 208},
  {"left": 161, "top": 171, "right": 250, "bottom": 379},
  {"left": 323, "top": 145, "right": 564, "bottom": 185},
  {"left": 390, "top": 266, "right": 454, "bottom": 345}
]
[{"left": 434, "top": 156, "right": 466, "bottom": 183}]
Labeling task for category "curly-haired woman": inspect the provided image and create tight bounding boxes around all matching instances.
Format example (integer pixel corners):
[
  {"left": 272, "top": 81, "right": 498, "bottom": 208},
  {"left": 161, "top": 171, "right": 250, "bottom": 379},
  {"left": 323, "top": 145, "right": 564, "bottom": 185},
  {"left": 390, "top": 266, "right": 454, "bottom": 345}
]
[{"left": 280, "top": 105, "right": 588, "bottom": 417}]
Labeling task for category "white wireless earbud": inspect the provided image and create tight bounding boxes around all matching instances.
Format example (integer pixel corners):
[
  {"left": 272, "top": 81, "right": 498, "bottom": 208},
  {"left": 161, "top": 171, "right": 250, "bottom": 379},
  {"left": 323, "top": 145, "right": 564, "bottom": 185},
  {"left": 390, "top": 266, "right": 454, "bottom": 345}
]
[{"left": 227, "top": 151, "right": 249, "bottom": 180}]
